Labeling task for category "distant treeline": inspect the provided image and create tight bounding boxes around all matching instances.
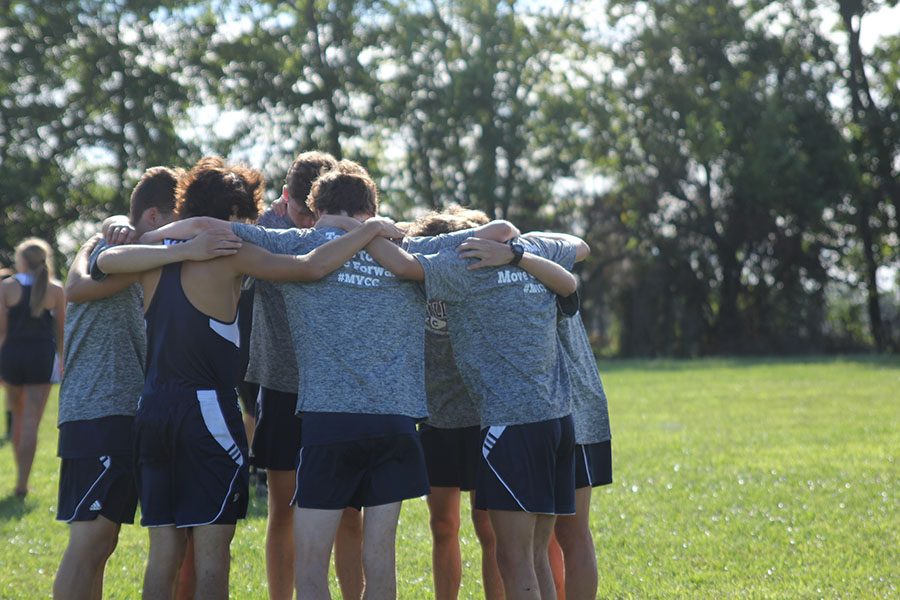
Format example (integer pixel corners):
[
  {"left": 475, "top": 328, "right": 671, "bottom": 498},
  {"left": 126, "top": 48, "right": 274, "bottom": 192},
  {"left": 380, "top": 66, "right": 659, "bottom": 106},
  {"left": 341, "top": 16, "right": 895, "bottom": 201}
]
[{"left": 1, "top": 1, "right": 897, "bottom": 355}]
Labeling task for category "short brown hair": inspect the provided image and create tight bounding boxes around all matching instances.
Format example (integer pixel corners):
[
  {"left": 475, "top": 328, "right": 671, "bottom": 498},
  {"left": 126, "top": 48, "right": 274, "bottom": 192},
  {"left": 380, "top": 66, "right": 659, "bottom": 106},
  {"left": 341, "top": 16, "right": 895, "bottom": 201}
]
[
  {"left": 306, "top": 168, "right": 378, "bottom": 217},
  {"left": 286, "top": 151, "right": 337, "bottom": 205},
  {"left": 129, "top": 167, "right": 182, "bottom": 224},
  {"left": 175, "top": 157, "right": 264, "bottom": 222},
  {"left": 406, "top": 205, "right": 490, "bottom": 236}
]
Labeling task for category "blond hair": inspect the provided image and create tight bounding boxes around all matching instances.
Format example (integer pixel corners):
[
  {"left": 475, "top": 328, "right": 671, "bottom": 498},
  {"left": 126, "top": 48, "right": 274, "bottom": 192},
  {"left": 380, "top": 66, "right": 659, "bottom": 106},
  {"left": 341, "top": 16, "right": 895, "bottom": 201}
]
[{"left": 15, "top": 238, "right": 54, "bottom": 317}]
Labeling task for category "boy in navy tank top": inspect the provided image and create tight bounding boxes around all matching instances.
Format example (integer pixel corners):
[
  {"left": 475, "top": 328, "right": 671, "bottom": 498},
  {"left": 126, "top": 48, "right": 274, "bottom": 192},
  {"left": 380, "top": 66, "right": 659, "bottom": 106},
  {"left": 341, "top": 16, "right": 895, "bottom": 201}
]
[{"left": 95, "top": 157, "right": 403, "bottom": 599}]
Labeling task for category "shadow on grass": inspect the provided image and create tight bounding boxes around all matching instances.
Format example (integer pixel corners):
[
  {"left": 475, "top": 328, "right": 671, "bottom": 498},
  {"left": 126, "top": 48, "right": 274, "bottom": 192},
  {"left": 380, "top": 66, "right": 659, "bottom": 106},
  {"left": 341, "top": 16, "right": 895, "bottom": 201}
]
[
  {"left": 597, "top": 354, "right": 900, "bottom": 373},
  {"left": 0, "top": 493, "right": 34, "bottom": 521}
]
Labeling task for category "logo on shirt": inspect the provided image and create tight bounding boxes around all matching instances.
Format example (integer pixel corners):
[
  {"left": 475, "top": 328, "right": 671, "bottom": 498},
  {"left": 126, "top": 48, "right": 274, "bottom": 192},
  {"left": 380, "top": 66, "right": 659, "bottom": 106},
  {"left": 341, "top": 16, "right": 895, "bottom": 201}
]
[
  {"left": 496, "top": 270, "right": 548, "bottom": 295},
  {"left": 426, "top": 300, "right": 449, "bottom": 335},
  {"left": 333, "top": 250, "right": 396, "bottom": 288},
  {"left": 90, "top": 500, "right": 102, "bottom": 511}
]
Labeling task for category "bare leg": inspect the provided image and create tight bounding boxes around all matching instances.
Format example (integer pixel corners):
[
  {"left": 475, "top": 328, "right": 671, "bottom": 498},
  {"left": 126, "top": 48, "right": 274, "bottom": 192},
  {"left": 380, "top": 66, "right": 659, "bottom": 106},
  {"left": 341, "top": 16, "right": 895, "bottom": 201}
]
[
  {"left": 554, "top": 487, "right": 597, "bottom": 600},
  {"left": 427, "top": 487, "right": 462, "bottom": 599},
  {"left": 15, "top": 383, "right": 50, "bottom": 493},
  {"left": 335, "top": 507, "right": 364, "bottom": 600},
  {"left": 548, "top": 532, "right": 566, "bottom": 599},
  {"left": 294, "top": 507, "right": 344, "bottom": 599},
  {"left": 266, "top": 469, "right": 297, "bottom": 600},
  {"left": 489, "top": 510, "right": 540, "bottom": 600},
  {"left": 533, "top": 515, "right": 558, "bottom": 600},
  {"left": 53, "top": 516, "right": 120, "bottom": 600},
  {"left": 174, "top": 534, "right": 195, "bottom": 600},
  {"left": 143, "top": 526, "right": 188, "bottom": 600},
  {"left": 192, "top": 524, "right": 235, "bottom": 599},
  {"left": 470, "top": 496, "right": 504, "bottom": 600},
  {"left": 7, "top": 384, "right": 23, "bottom": 489},
  {"left": 361, "top": 502, "right": 402, "bottom": 600}
]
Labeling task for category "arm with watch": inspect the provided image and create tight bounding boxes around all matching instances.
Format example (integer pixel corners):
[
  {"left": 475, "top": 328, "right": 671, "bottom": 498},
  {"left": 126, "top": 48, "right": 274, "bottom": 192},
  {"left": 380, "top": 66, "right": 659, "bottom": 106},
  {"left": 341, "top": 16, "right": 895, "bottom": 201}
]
[{"left": 456, "top": 237, "right": 579, "bottom": 296}]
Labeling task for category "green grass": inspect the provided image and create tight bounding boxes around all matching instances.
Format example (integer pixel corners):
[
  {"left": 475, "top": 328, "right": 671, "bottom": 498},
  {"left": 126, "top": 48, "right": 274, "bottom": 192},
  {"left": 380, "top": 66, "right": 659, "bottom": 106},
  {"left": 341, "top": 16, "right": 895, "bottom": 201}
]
[{"left": 2, "top": 356, "right": 898, "bottom": 598}]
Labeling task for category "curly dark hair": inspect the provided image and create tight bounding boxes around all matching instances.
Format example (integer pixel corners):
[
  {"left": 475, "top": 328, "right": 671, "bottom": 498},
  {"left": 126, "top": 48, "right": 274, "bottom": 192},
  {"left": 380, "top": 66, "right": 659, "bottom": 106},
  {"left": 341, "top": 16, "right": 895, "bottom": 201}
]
[
  {"left": 129, "top": 166, "right": 183, "bottom": 224},
  {"left": 175, "top": 156, "right": 264, "bottom": 222},
  {"left": 406, "top": 205, "right": 490, "bottom": 236},
  {"left": 306, "top": 166, "right": 378, "bottom": 217},
  {"left": 286, "top": 151, "right": 338, "bottom": 206}
]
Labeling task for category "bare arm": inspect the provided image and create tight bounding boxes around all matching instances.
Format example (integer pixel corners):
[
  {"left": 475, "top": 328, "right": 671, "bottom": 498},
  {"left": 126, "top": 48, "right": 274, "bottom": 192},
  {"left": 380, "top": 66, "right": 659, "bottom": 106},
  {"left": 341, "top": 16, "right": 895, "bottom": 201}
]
[
  {"left": 457, "top": 238, "right": 578, "bottom": 295},
  {"left": 471, "top": 220, "right": 520, "bottom": 242},
  {"left": 53, "top": 283, "right": 66, "bottom": 357},
  {"left": 365, "top": 239, "right": 425, "bottom": 281},
  {"left": 0, "top": 281, "right": 9, "bottom": 351},
  {"left": 523, "top": 231, "right": 590, "bottom": 262},
  {"left": 137, "top": 216, "right": 232, "bottom": 244},
  {"left": 65, "top": 235, "right": 139, "bottom": 303},
  {"left": 97, "top": 230, "right": 243, "bottom": 274},
  {"left": 230, "top": 218, "right": 400, "bottom": 282}
]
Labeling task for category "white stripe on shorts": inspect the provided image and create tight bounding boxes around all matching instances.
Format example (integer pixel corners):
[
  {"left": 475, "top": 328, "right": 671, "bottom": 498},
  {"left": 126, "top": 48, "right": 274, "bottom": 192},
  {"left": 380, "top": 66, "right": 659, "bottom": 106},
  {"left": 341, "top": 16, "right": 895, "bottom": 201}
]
[
  {"left": 182, "top": 390, "right": 244, "bottom": 528},
  {"left": 63, "top": 455, "right": 112, "bottom": 523}
]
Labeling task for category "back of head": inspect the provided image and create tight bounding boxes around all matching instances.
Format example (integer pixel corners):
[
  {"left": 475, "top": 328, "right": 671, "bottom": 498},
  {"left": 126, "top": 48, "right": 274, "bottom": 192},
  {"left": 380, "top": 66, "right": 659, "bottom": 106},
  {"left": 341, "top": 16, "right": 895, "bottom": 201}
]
[
  {"left": 14, "top": 237, "right": 54, "bottom": 317},
  {"left": 306, "top": 163, "right": 378, "bottom": 217},
  {"left": 286, "top": 151, "right": 338, "bottom": 205},
  {"left": 176, "top": 156, "right": 264, "bottom": 222},
  {"left": 407, "top": 205, "right": 490, "bottom": 236},
  {"left": 130, "top": 166, "right": 183, "bottom": 224}
]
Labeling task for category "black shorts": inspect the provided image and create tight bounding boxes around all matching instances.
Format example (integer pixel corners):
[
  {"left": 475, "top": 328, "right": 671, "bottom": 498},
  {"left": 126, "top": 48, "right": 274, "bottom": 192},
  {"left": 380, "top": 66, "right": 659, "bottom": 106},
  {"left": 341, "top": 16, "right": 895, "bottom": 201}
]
[
  {"left": 419, "top": 424, "right": 480, "bottom": 491},
  {"left": 575, "top": 441, "right": 612, "bottom": 489},
  {"left": 474, "top": 416, "right": 576, "bottom": 515},
  {"left": 0, "top": 339, "right": 55, "bottom": 385},
  {"left": 292, "top": 434, "right": 430, "bottom": 510},
  {"left": 134, "top": 387, "right": 249, "bottom": 528},
  {"left": 57, "top": 455, "right": 138, "bottom": 524},
  {"left": 252, "top": 387, "right": 302, "bottom": 471}
]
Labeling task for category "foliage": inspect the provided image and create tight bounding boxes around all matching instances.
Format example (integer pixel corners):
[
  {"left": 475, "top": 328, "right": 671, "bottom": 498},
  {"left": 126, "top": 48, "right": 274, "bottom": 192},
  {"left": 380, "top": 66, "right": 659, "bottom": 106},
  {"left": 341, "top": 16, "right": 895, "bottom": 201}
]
[{"left": 0, "top": 0, "right": 897, "bottom": 355}]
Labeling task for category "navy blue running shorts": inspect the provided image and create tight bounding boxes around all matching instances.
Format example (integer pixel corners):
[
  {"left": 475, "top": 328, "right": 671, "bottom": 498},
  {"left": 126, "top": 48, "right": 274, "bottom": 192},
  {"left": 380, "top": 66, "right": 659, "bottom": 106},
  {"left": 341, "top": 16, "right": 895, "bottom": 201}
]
[
  {"left": 292, "top": 434, "right": 430, "bottom": 510},
  {"left": 0, "top": 339, "right": 55, "bottom": 385},
  {"left": 575, "top": 441, "right": 612, "bottom": 489},
  {"left": 474, "top": 415, "right": 576, "bottom": 515},
  {"left": 134, "top": 387, "right": 249, "bottom": 527},
  {"left": 57, "top": 455, "right": 138, "bottom": 524},
  {"left": 251, "top": 387, "right": 302, "bottom": 471},
  {"left": 419, "top": 424, "right": 480, "bottom": 491}
]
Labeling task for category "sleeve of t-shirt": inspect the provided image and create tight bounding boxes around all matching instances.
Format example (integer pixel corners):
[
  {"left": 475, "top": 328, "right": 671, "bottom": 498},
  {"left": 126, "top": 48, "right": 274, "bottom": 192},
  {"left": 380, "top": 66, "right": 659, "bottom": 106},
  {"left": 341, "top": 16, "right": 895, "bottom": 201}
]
[
  {"left": 402, "top": 228, "right": 478, "bottom": 254},
  {"left": 520, "top": 236, "right": 578, "bottom": 271},
  {"left": 231, "top": 223, "right": 313, "bottom": 255},
  {"left": 88, "top": 240, "right": 112, "bottom": 281},
  {"left": 257, "top": 207, "right": 294, "bottom": 229},
  {"left": 557, "top": 291, "right": 580, "bottom": 317},
  {"left": 415, "top": 250, "right": 470, "bottom": 302}
]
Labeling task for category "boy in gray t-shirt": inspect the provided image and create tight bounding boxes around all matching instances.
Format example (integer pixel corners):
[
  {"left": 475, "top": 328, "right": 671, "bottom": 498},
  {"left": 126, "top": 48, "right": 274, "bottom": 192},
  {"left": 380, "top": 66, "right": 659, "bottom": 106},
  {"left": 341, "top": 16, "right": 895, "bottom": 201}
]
[{"left": 364, "top": 231, "right": 589, "bottom": 600}]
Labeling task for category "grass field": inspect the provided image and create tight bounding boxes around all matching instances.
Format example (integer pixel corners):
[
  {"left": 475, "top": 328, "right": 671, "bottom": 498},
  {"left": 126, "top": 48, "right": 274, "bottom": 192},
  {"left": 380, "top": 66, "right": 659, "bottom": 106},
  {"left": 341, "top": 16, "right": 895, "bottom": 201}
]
[{"left": 1, "top": 357, "right": 898, "bottom": 598}]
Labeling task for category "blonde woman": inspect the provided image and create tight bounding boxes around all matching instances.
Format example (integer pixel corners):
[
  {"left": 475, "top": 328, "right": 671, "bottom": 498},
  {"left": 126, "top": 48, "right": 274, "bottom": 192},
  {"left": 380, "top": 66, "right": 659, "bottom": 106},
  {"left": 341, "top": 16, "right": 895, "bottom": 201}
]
[{"left": 0, "top": 238, "right": 65, "bottom": 498}]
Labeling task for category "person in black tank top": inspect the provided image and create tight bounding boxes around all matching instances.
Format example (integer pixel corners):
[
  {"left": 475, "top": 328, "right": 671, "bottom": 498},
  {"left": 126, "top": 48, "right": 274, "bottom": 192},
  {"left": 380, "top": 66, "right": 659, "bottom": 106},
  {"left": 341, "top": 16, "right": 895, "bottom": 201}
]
[
  {"left": 0, "top": 238, "right": 65, "bottom": 498},
  {"left": 93, "top": 157, "right": 404, "bottom": 599}
]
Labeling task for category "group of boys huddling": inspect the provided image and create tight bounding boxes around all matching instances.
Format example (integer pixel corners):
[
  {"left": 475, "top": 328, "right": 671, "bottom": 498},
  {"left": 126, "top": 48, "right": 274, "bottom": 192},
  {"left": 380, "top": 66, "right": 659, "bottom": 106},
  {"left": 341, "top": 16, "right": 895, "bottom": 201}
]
[{"left": 52, "top": 151, "right": 612, "bottom": 600}]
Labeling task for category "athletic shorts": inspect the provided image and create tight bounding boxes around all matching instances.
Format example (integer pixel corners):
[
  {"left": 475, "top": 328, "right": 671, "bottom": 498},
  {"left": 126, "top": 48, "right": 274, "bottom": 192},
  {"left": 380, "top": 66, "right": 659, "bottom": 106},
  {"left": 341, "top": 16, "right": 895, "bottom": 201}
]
[
  {"left": 575, "top": 441, "right": 613, "bottom": 489},
  {"left": 0, "top": 339, "right": 55, "bottom": 385},
  {"left": 57, "top": 455, "right": 138, "bottom": 524},
  {"left": 475, "top": 415, "right": 576, "bottom": 515},
  {"left": 251, "top": 387, "right": 302, "bottom": 471},
  {"left": 134, "top": 387, "right": 249, "bottom": 528},
  {"left": 419, "top": 424, "right": 480, "bottom": 491},
  {"left": 292, "top": 434, "right": 430, "bottom": 510}
]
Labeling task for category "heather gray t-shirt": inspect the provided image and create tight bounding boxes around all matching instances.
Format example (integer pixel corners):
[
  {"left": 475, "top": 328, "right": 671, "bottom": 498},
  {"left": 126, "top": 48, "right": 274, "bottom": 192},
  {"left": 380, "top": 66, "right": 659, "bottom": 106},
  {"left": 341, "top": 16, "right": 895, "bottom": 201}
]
[
  {"left": 416, "top": 236, "right": 577, "bottom": 427},
  {"left": 244, "top": 209, "right": 298, "bottom": 393},
  {"left": 232, "top": 223, "right": 427, "bottom": 418},
  {"left": 403, "top": 232, "right": 481, "bottom": 429},
  {"left": 58, "top": 241, "right": 146, "bottom": 424},
  {"left": 558, "top": 310, "right": 611, "bottom": 444}
]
